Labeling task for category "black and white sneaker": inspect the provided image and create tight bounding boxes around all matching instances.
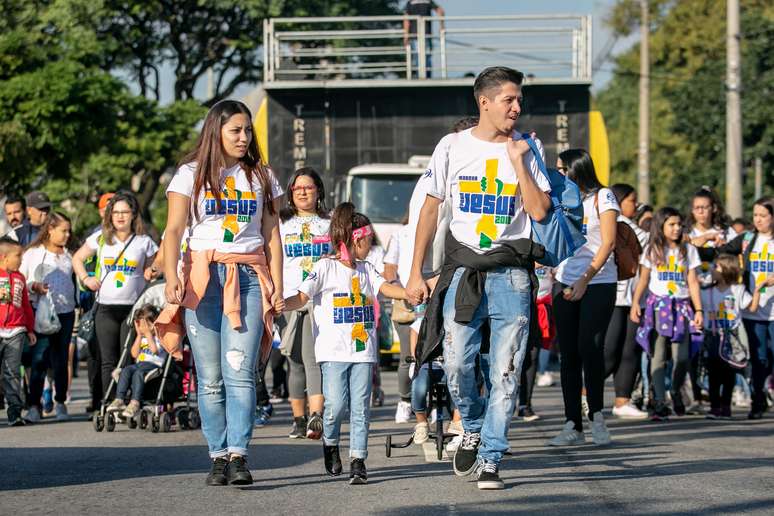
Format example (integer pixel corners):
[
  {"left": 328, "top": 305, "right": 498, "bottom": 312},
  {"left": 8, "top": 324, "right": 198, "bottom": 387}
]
[
  {"left": 225, "top": 456, "right": 253, "bottom": 485},
  {"left": 349, "top": 458, "right": 367, "bottom": 485},
  {"left": 306, "top": 412, "right": 323, "bottom": 440},
  {"left": 453, "top": 432, "right": 481, "bottom": 476},
  {"left": 205, "top": 457, "right": 229, "bottom": 486},
  {"left": 476, "top": 461, "right": 505, "bottom": 490},
  {"left": 323, "top": 444, "right": 342, "bottom": 476},
  {"left": 289, "top": 416, "right": 307, "bottom": 439}
]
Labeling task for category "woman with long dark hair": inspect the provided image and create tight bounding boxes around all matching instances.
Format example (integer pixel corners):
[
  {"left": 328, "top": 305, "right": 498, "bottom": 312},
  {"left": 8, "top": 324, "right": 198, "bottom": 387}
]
[
  {"left": 549, "top": 149, "right": 619, "bottom": 447},
  {"left": 73, "top": 192, "right": 158, "bottom": 415},
  {"left": 159, "top": 100, "right": 284, "bottom": 486},
  {"left": 20, "top": 212, "right": 77, "bottom": 422},
  {"left": 277, "top": 167, "right": 330, "bottom": 439}
]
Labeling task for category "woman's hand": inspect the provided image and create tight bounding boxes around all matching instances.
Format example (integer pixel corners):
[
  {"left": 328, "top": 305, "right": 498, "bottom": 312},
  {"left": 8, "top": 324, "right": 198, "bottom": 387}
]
[
  {"left": 164, "top": 276, "right": 184, "bottom": 304},
  {"left": 630, "top": 304, "right": 642, "bottom": 324},
  {"left": 30, "top": 282, "right": 49, "bottom": 294},
  {"left": 564, "top": 278, "right": 588, "bottom": 302},
  {"left": 82, "top": 277, "right": 100, "bottom": 292},
  {"left": 271, "top": 290, "right": 285, "bottom": 314},
  {"left": 692, "top": 310, "right": 703, "bottom": 329}
]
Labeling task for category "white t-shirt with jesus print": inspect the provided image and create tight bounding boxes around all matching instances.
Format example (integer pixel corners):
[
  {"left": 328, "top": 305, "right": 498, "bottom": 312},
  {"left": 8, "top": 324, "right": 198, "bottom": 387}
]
[
  {"left": 85, "top": 233, "right": 158, "bottom": 306},
  {"left": 280, "top": 215, "right": 331, "bottom": 297},
  {"left": 166, "top": 162, "right": 284, "bottom": 254},
  {"left": 640, "top": 244, "right": 701, "bottom": 299},
  {"left": 745, "top": 234, "right": 774, "bottom": 321},
  {"left": 427, "top": 129, "right": 551, "bottom": 253},
  {"left": 298, "top": 258, "right": 386, "bottom": 364},
  {"left": 700, "top": 283, "right": 752, "bottom": 332}
]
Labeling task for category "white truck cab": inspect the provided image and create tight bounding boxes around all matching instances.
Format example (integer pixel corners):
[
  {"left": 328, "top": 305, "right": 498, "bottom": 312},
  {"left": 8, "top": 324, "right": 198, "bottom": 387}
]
[{"left": 343, "top": 155, "right": 430, "bottom": 247}]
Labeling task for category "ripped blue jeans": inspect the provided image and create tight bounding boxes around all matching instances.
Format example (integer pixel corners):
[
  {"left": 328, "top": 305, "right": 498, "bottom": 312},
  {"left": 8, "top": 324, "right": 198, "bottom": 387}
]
[
  {"left": 185, "top": 263, "right": 264, "bottom": 458},
  {"left": 443, "top": 266, "right": 531, "bottom": 465}
]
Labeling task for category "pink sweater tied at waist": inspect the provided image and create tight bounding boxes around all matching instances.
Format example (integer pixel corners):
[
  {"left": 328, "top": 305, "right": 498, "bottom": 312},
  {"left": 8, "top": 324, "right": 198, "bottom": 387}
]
[{"left": 155, "top": 248, "right": 275, "bottom": 365}]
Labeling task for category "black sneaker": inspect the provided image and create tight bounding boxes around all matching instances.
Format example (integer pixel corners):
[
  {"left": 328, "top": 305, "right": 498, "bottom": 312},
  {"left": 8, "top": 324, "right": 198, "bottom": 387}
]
[
  {"left": 289, "top": 416, "right": 307, "bottom": 439},
  {"left": 225, "top": 456, "right": 253, "bottom": 485},
  {"left": 672, "top": 393, "right": 686, "bottom": 417},
  {"left": 349, "top": 458, "right": 367, "bottom": 485},
  {"left": 518, "top": 406, "right": 540, "bottom": 422},
  {"left": 205, "top": 457, "right": 229, "bottom": 486},
  {"left": 323, "top": 444, "right": 342, "bottom": 476},
  {"left": 307, "top": 412, "right": 323, "bottom": 440},
  {"left": 476, "top": 461, "right": 505, "bottom": 490},
  {"left": 7, "top": 416, "right": 25, "bottom": 427},
  {"left": 651, "top": 402, "right": 670, "bottom": 422},
  {"left": 453, "top": 432, "right": 481, "bottom": 476}
]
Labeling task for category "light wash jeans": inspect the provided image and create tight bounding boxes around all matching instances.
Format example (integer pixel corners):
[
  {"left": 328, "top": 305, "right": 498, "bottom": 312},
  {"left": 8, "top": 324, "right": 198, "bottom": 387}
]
[
  {"left": 321, "top": 361, "right": 373, "bottom": 460},
  {"left": 443, "top": 266, "right": 531, "bottom": 465},
  {"left": 185, "top": 263, "right": 264, "bottom": 458}
]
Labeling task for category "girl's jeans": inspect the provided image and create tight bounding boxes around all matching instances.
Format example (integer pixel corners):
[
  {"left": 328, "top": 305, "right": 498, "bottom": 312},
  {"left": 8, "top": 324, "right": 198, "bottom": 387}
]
[{"left": 321, "top": 361, "right": 373, "bottom": 460}]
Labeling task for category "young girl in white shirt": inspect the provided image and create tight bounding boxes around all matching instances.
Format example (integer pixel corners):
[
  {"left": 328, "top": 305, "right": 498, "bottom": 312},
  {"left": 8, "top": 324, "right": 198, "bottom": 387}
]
[
  {"left": 284, "top": 202, "right": 406, "bottom": 485},
  {"left": 631, "top": 207, "right": 703, "bottom": 421}
]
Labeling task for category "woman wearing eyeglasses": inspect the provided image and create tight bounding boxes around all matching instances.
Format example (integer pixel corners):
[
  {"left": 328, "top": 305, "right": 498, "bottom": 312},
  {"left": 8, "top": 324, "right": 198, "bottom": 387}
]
[{"left": 277, "top": 168, "right": 331, "bottom": 440}]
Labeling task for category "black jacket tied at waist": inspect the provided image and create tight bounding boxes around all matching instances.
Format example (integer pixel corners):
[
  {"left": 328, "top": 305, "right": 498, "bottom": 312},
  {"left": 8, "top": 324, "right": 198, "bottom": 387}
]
[{"left": 414, "top": 231, "right": 545, "bottom": 367}]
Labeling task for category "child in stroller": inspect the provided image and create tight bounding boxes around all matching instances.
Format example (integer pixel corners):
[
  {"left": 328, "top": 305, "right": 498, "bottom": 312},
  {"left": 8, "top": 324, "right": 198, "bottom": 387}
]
[{"left": 107, "top": 304, "right": 166, "bottom": 419}]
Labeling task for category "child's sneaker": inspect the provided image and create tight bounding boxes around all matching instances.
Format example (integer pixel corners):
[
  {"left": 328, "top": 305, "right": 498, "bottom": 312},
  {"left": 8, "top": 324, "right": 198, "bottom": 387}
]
[
  {"left": 323, "top": 444, "right": 342, "bottom": 476},
  {"left": 547, "top": 421, "right": 585, "bottom": 446},
  {"left": 107, "top": 399, "right": 126, "bottom": 412},
  {"left": 349, "top": 458, "right": 367, "bottom": 485},
  {"left": 476, "top": 461, "right": 504, "bottom": 490},
  {"left": 306, "top": 412, "right": 323, "bottom": 440},
  {"left": 413, "top": 422, "right": 429, "bottom": 444},
  {"left": 122, "top": 401, "right": 140, "bottom": 419},
  {"left": 289, "top": 416, "right": 307, "bottom": 439}
]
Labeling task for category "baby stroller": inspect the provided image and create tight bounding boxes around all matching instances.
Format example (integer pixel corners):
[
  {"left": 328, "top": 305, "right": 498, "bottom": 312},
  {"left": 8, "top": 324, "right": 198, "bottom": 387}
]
[{"left": 385, "top": 356, "right": 456, "bottom": 460}]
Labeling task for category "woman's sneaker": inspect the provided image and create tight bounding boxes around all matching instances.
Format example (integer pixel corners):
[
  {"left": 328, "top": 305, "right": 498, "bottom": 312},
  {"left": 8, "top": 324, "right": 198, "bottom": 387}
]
[
  {"left": 591, "top": 412, "right": 611, "bottom": 445},
  {"left": 536, "top": 371, "right": 554, "bottom": 387},
  {"left": 446, "top": 434, "right": 463, "bottom": 452},
  {"left": 651, "top": 402, "right": 670, "bottom": 422},
  {"left": 547, "top": 421, "right": 585, "bottom": 446},
  {"left": 394, "top": 400, "right": 412, "bottom": 423},
  {"left": 24, "top": 406, "right": 41, "bottom": 424},
  {"left": 612, "top": 402, "right": 648, "bottom": 420},
  {"left": 289, "top": 416, "right": 307, "bottom": 438},
  {"left": 446, "top": 419, "right": 464, "bottom": 435},
  {"left": 518, "top": 405, "right": 540, "bottom": 422},
  {"left": 55, "top": 403, "right": 70, "bottom": 421},
  {"left": 323, "top": 444, "right": 342, "bottom": 476},
  {"left": 225, "top": 456, "right": 253, "bottom": 485},
  {"left": 476, "top": 461, "right": 504, "bottom": 490},
  {"left": 306, "top": 412, "right": 323, "bottom": 440},
  {"left": 413, "top": 422, "right": 430, "bottom": 444},
  {"left": 205, "top": 457, "right": 229, "bottom": 486},
  {"left": 349, "top": 458, "right": 367, "bottom": 485},
  {"left": 705, "top": 407, "right": 722, "bottom": 420},
  {"left": 453, "top": 432, "right": 481, "bottom": 476}
]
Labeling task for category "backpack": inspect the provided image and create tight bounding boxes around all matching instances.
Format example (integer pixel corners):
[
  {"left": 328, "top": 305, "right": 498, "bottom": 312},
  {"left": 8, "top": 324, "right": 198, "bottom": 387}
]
[
  {"left": 524, "top": 136, "right": 586, "bottom": 267},
  {"left": 595, "top": 192, "right": 642, "bottom": 281}
]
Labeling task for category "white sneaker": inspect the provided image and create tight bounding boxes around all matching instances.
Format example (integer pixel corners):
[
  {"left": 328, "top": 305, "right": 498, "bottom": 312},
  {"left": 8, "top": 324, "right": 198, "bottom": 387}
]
[
  {"left": 612, "top": 402, "right": 648, "bottom": 420},
  {"left": 591, "top": 412, "right": 612, "bottom": 445},
  {"left": 446, "top": 434, "right": 463, "bottom": 452},
  {"left": 429, "top": 408, "right": 437, "bottom": 425},
  {"left": 547, "top": 421, "right": 585, "bottom": 446},
  {"left": 55, "top": 403, "right": 70, "bottom": 421},
  {"left": 581, "top": 395, "right": 590, "bottom": 419},
  {"left": 732, "top": 386, "right": 751, "bottom": 408},
  {"left": 446, "top": 419, "right": 464, "bottom": 436},
  {"left": 24, "top": 406, "right": 42, "bottom": 424},
  {"left": 394, "top": 401, "right": 412, "bottom": 424},
  {"left": 413, "top": 422, "right": 429, "bottom": 444},
  {"left": 536, "top": 372, "right": 554, "bottom": 387}
]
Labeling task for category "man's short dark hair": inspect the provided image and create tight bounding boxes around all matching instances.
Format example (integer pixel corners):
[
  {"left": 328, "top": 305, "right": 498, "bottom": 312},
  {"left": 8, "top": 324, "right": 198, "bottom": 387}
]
[
  {"left": 4, "top": 194, "right": 25, "bottom": 210},
  {"left": 473, "top": 67, "right": 524, "bottom": 105}
]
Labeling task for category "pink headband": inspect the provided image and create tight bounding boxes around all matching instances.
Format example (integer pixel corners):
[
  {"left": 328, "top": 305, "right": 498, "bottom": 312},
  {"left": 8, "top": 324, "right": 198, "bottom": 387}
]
[{"left": 339, "top": 225, "right": 373, "bottom": 262}]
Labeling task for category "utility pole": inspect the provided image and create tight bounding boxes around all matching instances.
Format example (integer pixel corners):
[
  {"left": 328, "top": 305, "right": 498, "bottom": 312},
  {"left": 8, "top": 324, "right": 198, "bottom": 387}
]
[
  {"left": 754, "top": 157, "right": 762, "bottom": 200},
  {"left": 637, "top": 0, "right": 650, "bottom": 204},
  {"left": 726, "top": 0, "right": 743, "bottom": 217}
]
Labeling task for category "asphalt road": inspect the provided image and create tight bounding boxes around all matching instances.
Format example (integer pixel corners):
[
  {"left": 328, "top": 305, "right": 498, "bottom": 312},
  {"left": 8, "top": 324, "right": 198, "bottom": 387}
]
[{"left": 1, "top": 368, "right": 773, "bottom": 515}]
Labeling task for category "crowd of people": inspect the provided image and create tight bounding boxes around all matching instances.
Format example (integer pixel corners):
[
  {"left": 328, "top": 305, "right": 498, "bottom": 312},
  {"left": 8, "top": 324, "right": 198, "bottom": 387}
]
[{"left": 0, "top": 65, "right": 771, "bottom": 492}]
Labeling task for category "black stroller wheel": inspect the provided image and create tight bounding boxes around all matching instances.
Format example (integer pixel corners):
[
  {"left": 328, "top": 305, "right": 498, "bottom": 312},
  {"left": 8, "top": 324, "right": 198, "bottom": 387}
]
[
  {"left": 127, "top": 415, "right": 138, "bottom": 429},
  {"left": 190, "top": 410, "right": 201, "bottom": 429},
  {"left": 106, "top": 413, "right": 116, "bottom": 432},
  {"left": 178, "top": 409, "right": 190, "bottom": 430},
  {"left": 151, "top": 416, "right": 160, "bottom": 433},
  {"left": 93, "top": 416, "right": 104, "bottom": 432},
  {"left": 385, "top": 435, "right": 392, "bottom": 457},
  {"left": 160, "top": 412, "right": 172, "bottom": 433}
]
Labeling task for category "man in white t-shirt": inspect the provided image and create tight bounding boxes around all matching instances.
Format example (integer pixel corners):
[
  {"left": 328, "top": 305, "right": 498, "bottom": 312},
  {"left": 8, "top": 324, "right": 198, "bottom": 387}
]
[{"left": 406, "top": 66, "right": 551, "bottom": 490}]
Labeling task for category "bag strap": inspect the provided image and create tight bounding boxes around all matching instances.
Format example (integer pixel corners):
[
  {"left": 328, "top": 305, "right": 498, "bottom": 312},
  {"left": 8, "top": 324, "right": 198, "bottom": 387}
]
[
  {"left": 521, "top": 134, "right": 550, "bottom": 184},
  {"left": 96, "top": 234, "right": 136, "bottom": 300}
]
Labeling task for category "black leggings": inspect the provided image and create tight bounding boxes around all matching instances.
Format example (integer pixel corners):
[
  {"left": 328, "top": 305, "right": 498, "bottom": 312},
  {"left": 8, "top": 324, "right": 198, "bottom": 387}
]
[
  {"left": 95, "top": 304, "right": 133, "bottom": 402},
  {"left": 707, "top": 357, "right": 736, "bottom": 409},
  {"left": 604, "top": 306, "right": 642, "bottom": 398},
  {"left": 554, "top": 282, "right": 616, "bottom": 431}
]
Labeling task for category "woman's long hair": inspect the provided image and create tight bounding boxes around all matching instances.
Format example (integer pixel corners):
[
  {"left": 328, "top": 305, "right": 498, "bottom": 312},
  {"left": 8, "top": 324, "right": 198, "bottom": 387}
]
[
  {"left": 102, "top": 191, "right": 145, "bottom": 245},
  {"left": 647, "top": 206, "right": 686, "bottom": 267},
  {"left": 280, "top": 167, "right": 328, "bottom": 222},
  {"left": 686, "top": 186, "right": 731, "bottom": 231},
  {"left": 329, "top": 202, "right": 371, "bottom": 260},
  {"left": 558, "top": 148, "right": 603, "bottom": 195},
  {"left": 179, "top": 100, "right": 274, "bottom": 221},
  {"left": 28, "top": 211, "right": 73, "bottom": 251}
]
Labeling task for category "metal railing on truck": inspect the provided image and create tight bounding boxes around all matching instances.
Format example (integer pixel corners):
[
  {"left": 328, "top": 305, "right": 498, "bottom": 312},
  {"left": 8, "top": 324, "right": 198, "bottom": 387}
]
[{"left": 263, "top": 14, "right": 592, "bottom": 86}]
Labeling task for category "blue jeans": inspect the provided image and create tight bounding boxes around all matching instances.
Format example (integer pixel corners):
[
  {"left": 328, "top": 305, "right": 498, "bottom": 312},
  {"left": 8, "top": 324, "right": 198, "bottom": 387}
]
[
  {"left": 742, "top": 318, "right": 774, "bottom": 408},
  {"left": 321, "top": 361, "right": 373, "bottom": 460},
  {"left": 411, "top": 362, "right": 446, "bottom": 413},
  {"left": 443, "top": 266, "right": 531, "bottom": 465},
  {"left": 116, "top": 362, "right": 160, "bottom": 402},
  {"left": 185, "top": 263, "right": 264, "bottom": 458}
]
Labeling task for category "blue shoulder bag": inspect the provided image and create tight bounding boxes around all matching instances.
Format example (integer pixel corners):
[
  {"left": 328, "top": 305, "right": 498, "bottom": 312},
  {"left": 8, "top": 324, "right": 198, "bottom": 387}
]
[{"left": 523, "top": 135, "right": 586, "bottom": 267}]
